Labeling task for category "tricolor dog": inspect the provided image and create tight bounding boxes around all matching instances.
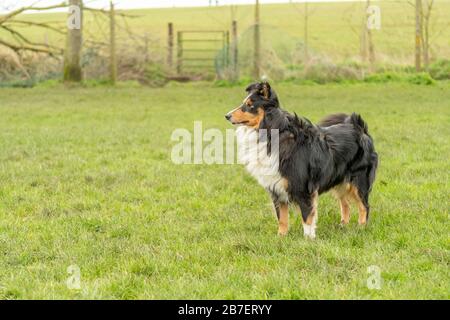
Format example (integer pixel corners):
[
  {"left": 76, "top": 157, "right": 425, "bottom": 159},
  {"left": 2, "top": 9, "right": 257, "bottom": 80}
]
[{"left": 225, "top": 82, "right": 378, "bottom": 238}]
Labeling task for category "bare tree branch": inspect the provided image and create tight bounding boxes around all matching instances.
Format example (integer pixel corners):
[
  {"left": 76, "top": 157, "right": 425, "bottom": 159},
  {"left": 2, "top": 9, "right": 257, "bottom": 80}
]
[
  {"left": 0, "top": 2, "right": 68, "bottom": 56},
  {"left": 0, "top": 38, "right": 58, "bottom": 55},
  {"left": 4, "top": 20, "right": 66, "bottom": 35},
  {"left": 0, "top": 25, "right": 62, "bottom": 52},
  {"left": 0, "top": 2, "right": 68, "bottom": 24}
]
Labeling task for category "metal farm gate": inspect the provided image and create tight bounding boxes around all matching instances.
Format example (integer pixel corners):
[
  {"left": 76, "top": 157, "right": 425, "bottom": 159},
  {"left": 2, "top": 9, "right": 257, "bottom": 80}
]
[{"left": 176, "top": 30, "right": 230, "bottom": 77}]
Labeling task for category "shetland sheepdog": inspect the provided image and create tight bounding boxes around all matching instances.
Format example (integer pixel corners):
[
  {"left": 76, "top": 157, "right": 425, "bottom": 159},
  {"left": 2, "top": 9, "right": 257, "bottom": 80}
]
[{"left": 225, "top": 82, "right": 378, "bottom": 239}]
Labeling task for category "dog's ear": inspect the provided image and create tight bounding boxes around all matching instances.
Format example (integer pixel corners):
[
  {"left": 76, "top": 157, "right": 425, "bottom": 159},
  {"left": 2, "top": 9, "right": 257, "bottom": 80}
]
[
  {"left": 246, "top": 81, "right": 277, "bottom": 103},
  {"left": 261, "top": 81, "right": 271, "bottom": 100}
]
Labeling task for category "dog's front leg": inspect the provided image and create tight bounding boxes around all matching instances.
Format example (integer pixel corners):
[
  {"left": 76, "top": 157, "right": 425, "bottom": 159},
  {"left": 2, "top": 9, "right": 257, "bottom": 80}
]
[{"left": 298, "top": 192, "right": 319, "bottom": 239}]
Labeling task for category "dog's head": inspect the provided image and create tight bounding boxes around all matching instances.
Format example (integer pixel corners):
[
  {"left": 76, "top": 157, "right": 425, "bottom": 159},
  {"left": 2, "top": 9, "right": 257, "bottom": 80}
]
[{"left": 225, "top": 81, "right": 279, "bottom": 129}]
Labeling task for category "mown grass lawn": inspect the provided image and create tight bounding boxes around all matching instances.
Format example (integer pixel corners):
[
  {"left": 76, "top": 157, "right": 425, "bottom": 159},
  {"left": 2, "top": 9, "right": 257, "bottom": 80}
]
[{"left": 0, "top": 82, "right": 449, "bottom": 299}]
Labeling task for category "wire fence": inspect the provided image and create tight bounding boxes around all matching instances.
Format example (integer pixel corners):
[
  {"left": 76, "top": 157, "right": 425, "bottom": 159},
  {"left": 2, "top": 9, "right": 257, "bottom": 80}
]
[{"left": 0, "top": 1, "right": 449, "bottom": 85}]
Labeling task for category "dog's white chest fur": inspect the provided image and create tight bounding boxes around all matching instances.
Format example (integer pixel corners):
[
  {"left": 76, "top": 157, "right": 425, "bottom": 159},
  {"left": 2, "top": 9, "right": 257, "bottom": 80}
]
[{"left": 236, "top": 126, "right": 289, "bottom": 203}]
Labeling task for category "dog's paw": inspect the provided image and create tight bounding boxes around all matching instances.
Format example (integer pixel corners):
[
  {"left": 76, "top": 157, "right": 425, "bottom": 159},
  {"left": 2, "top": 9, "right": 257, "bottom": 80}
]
[
  {"left": 339, "top": 220, "right": 349, "bottom": 227},
  {"left": 304, "top": 233, "right": 316, "bottom": 240},
  {"left": 357, "top": 222, "right": 368, "bottom": 228},
  {"left": 303, "top": 224, "right": 316, "bottom": 239}
]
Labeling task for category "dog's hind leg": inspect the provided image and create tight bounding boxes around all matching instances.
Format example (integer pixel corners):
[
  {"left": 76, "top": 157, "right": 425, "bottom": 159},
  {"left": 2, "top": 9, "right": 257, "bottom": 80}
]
[
  {"left": 357, "top": 190, "right": 370, "bottom": 225},
  {"left": 352, "top": 151, "right": 378, "bottom": 225},
  {"left": 277, "top": 203, "right": 289, "bottom": 236},
  {"left": 332, "top": 183, "right": 352, "bottom": 225},
  {"left": 298, "top": 192, "right": 319, "bottom": 239},
  {"left": 339, "top": 198, "right": 351, "bottom": 225},
  {"left": 349, "top": 184, "right": 369, "bottom": 225}
]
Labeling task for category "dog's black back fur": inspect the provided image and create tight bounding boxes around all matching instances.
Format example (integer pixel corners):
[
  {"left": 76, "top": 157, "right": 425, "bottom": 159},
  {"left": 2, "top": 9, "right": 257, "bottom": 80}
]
[{"left": 259, "top": 91, "right": 378, "bottom": 222}]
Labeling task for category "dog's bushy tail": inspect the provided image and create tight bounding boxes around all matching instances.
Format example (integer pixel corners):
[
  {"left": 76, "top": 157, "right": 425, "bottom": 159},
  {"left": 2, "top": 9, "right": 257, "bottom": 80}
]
[
  {"left": 318, "top": 113, "right": 349, "bottom": 127},
  {"left": 319, "top": 113, "right": 370, "bottom": 135},
  {"left": 349, "top": 112, "right": 369, "bottom": 135},
  {"left": 319, "top": 113, "right": 378, "bottom": 188}
]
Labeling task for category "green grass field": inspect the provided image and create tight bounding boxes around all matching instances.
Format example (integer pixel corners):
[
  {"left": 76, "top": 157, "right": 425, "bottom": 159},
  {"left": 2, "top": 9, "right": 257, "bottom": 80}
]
[
  {"left": 0, "top": 82, "right": 449, "bottom": 299},
  {"left": 11, "top": 1, "right": 450, "bottom": 63}
]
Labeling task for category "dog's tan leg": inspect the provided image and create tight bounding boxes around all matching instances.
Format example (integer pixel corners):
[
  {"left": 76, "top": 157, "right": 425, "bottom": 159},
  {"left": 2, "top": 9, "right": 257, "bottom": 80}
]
[
  {"left": 332, "top": 183, "right": 352, "bottom": 225},
  {"left": 278, "top": 203, "right": 289, "bottom": 236},
  {"left": 357, "top": 200, "right": 368, "bottom": 225},
  {"left": 339, "top": 198, "right": 351, "bottom": 225},
  {"left": 349, "top": 185, "right": 368, "bottom": 225}
]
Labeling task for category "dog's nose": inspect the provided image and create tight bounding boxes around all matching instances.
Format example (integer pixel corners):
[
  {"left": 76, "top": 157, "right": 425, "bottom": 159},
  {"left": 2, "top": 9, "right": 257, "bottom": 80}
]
[{"left": 225, "top": 114, "right": 231, "bottom": 120}]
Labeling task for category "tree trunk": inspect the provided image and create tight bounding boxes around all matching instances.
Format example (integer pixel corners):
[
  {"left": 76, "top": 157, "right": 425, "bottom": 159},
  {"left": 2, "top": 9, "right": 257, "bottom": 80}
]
[{"left": 63, "top": 0, "right": 83, "bottom": 82}]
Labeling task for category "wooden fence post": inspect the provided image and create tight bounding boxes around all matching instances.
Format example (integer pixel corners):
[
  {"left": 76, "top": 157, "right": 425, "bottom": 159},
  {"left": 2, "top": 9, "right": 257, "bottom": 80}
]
[
  {"left": 226, "top": 31, "right": 230, "bottom": 68},
  {"left": 109, "top": 1, "right": 117, "bottom": 84},
  {"left": 304, "top": 1, "right": 309, "bottom": 61},
  {"left": 168, "top": 22, "right": 174, "bottom": 68},
  {"left": 232, "top": 20, "right": 238, "bottom": 80},
  {"left": 415, "top": 0, "right": 422, "bottom": 72},
  {"left": 144, "top": 33, "right": 149, "bottom": 63},
  {"left": 367, "top": 0, "right": 376, "bottom": 70},
  {"left": 177, "top": 31, "right": 183, "bottom": 75},
  {"left": 254, "top": 0, "right": 261, "bottom": 80}
]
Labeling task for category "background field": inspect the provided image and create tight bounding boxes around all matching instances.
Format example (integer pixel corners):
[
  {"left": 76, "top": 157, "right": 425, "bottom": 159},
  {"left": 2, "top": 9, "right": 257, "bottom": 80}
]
[
  {"left": 0, "top": 82, "right": 449, "bottom": 299},
  {"left": 11, "top": 1, "right": 450, "bottom": 68}
]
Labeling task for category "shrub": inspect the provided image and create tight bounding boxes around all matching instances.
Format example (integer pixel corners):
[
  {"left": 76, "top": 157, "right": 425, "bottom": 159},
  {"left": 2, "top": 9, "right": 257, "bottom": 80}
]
[
  {"left": 428, "top": 59, "right": 450, "bottom": 80},
  {"left": 364, "top": 72, "right": 435, "bottom": 85},
  {"left": 364, "top": 72, "right": 402, "bottom": 83},
  {"left": 407, "top": 72, "right": 435, "bottom": 85}
]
